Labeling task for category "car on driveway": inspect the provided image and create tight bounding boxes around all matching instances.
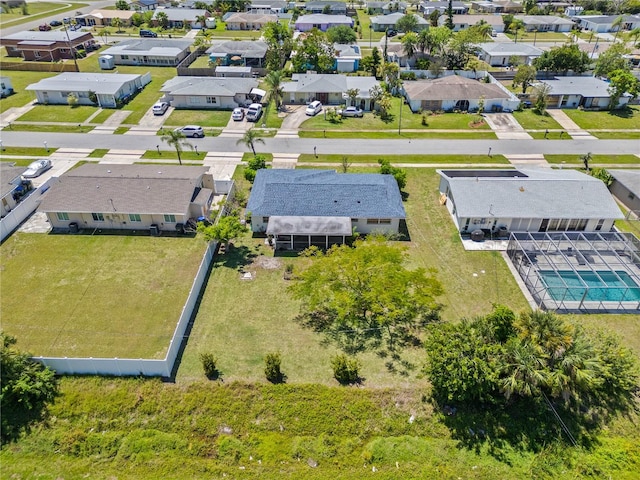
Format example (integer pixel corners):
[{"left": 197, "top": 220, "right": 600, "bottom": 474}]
[
  {"left": 246, "top": 103, "right": 263, "bottom": 122},
  {"left": 232, "top": 107, "right": 245, "bottom": 121},
  {"left": 50, "top": 20, "right": 62, "bottom": 27},
  {"left": 152, "top": 101, "right": 169, "bottom": 115},
  {"left": 386, "top": 29, "right": 397, "bottom": 37},
  {"left": 175, "top": 125, "right": 204, "bottom": 138},
  {"left": 337, "top": 106, "right": 363, "bottom": 117},
  {"left": 22, "top": 159, "right": 52, "bottom": 178},
  {"left": 305, "top": 100, "right": 322, "bottom": 116}
]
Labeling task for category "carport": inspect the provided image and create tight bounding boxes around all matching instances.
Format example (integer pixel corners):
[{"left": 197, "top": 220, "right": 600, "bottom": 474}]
[{"left": 266, "top": 215, "right": 352, "bottom": 250}]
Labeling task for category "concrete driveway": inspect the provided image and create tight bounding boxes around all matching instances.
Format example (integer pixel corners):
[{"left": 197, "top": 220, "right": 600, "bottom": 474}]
[
  {"left": 483, "top": 113, "right": 532, "bottom": 140},
  {"left": 280, "top": 105, "right": 310, "bottom": 130}
]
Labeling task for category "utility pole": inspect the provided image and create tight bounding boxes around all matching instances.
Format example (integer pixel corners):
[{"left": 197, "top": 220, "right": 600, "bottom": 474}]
[{"left": 62, "top": 22, "right": 80, "bottom": 72}]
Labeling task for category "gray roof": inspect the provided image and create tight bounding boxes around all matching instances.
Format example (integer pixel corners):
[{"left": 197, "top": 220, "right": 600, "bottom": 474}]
[
  {"left": 371, "top": 13, "right": 428, "bottom": 25},
  {"left": 479, "top": 42, "right": 544, "bottom": 56},
  {"left": 576, "top": 14, "right": 640, "bottom": 25},
  {"left": 283, "top": 74, "right": 379, "bottom": 97},
  {"left": 152, "top": 8, "right": 208, "bottom": 21},
  {"left": 440, "top": 168, "right": 623, "bottom": 219},
  {"left": 247, "top": 169, "right": 406, "bottom": 219},
  {"left": 25, "top": 72, "right": 142, "bottom": 95},
  {"left": 267, "top": 216, "right": 353, "bottom": 235},
  {"left": 1, "top": 164, "right": 26, "bottom": 198},
  {"left": 540, "top": 76, "right": 616, "bottom": 98},
  {"left": 295, "top": 14, "right": 353, "bottom": 24},
  {"left": 609, "top": 170, "right": 640, "bottom": 196},
  {"left": 450, "top": 14, "right": 505, "bottom": 26},
  {"left": 207, "top": 40, "right": 268, "bottom": 57},
  {"left": 101, "top": 38, "right": 193, "bottom": 57},
  {"left": 404, "top": 76, "right": 510, "bottom": 101},
  {"left": 38, "top": 164, "right": 209, "bottom": 215},
  {"left": 161, "top": 76, "right": 258, "bottom": 96},
  {"left": 515, "top": 15, "right": 575, "bottom": 26},
  {"left": 2, "top": 30, "right": 91, "bottom": 42},
  {"left": 225, "top": 12, "right": 277, "bottom": 23}
]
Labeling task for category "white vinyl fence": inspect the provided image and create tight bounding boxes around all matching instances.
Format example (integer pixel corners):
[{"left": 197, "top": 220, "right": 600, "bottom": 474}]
[{"left": 0, "top": 179, "right": 53, "bottom": 242}]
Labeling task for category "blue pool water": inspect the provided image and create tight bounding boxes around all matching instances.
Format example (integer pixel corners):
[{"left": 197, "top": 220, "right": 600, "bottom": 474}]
[{"left": 539, "top": 271, "right": 640, "bottom": 303}]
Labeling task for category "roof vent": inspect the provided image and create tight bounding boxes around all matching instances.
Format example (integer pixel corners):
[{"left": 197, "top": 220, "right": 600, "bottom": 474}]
[
  {"left": 519, "top": 186, "right": 525, "bottom": 192},
  {"left": 107, "top": 169, "right": 111, "bottom": 173}
]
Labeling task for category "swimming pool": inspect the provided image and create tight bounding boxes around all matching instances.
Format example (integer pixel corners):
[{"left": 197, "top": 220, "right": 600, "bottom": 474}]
[{"left": 539, "top": 270, "right": 640, "bottom": 303}]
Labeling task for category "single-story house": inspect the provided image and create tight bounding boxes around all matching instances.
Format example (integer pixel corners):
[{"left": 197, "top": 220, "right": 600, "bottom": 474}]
[
  {"left": 574, "top": 14, "right": 640, "bottom": 33},
  {"left": 419, "top": 1, "right": 468, "bottom": 15},
  {"left": 471, "top": 1, "right": 523, "bottom": 14},
  {"left": 538, "top": 76, "right": 631, "bottom": 110},
  {"left": 366, "top": 1, "right": 408, "bottom": 14},
  {"left": 208, "top": 40, "right": 268, "bottom": 68},
  {"left": 478, "top": 42, "right": 544, "bottom": 66},
  {"left": 152, "top": 8, "right": 210, "bottom": 29},
  {"left": 402, "top": 75, "right": 520, "bottom": 113},
  {"left": 246, "top": 169, "right": 406, "bottom": 249},
  {"left": 128, "top": 0, "right": 165, "bottom": 11},
  {"left": 224, "top": 12, "right": 276, "bottom": 30},
  {"left": 441, "top": 14, "right": 505, "bottom": 33},
  {"left": 100, "top": 38, "right": 193, "bottom": 67},
  {"left": 38, "top": 164, "right": 216, "bottom": 232},
  {"left": 565, "top": 6, "right": 584, "bottom": 17},
  {"left": 282, "top": 73, "right": 380, "bottom": 109},
  {"left": 608, "top": 170, "right": 640, "bottom": 215},
  {"left": 1, "top": 76, "right": 13, "bottom": 97},
  {"left": 294, "top": 14, "right": 353, "bottom": 32},
  {"left": 370, "top": 13, "right": 428, "bottom": 32},
  {"left": 514, "top": 15, "right": 575, "bottom": 32},
  {"left": 75, "top": 9, "right": 136, "bottom": 27},
  {"left": 438, "top": 168, "right": 623, "bottom": 235},
  {"left": 334, "top": 43, "right": 361, "bottom": 72},
  {"left": 1, "top": 0, "right": 26, "bottom": 8},
  {"left": 304, "top": 1, "right": 347, "bottom": 15},
  {"left": 25, "top": 72, "right": 151, "bottom": 108},
  {"left": 0, "top": 30, "right": 96, "bottom": 61},
  {"left": 160, "top": 76, "right": 260, "bottom": 109},
  {"left": 0, "top": 164, "right": 30, "bottom": 219},
  {"left": 246, "top": 1, "right": 292, "bottom": 14}
]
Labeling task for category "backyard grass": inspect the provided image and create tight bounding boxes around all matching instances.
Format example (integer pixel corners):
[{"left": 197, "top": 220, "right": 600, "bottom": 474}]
[
  {"left": 545, "top": 154, "right": 640, "bottom": 165},
  {"left": 0, "top": 70, "right": 53, "bottom": 113},
  {"left": 0, "top": 234, "right": 206, "bottom": 358},
  {"left": 562, "top": 106, "right": 640, "bottom": 130},
  {"left": 17, "top": 105, "right": 97, "bottom": 123},
  {"left": 357, "top": 9, "right": 385, "bottom": 43},
  {"left": 163, "top": 109, "right": 232, "bottom": 128},
  {"left": 300, "top": 130, "right": 497, "bottom": 139},
  {"left": 297, "top": 154, "right": 510, "bottom": 164},
  {"left": 512, "top": 109, "right": 564, "bottom": 130}
]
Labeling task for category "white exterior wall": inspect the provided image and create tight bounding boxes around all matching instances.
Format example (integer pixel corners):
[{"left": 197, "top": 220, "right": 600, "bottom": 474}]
[
  {"left": 482, "top": 53, "right": 536, "bottom": 66},
  {"left": 454, "top": 216, "right": 615, "bottom": 234},
  {"left": 45, "top": 212, "right": 189, "bottom": 231},
  {"left": 170, "top": 94, "right": 241, "bottom": 109},
  {"left": 1, "top": 192, "right": 19, "bottom": 218},
  {"left": 1, "top": 77, "right": 13, "bottom": 97}
]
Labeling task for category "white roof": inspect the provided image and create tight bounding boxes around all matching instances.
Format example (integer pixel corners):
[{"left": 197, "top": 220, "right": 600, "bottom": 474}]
[
  {"left": 541, "top": 76, "right": 622, "bottom": 97},
  {"left": 479, "top": 42, "right": 544, "bottom": 56},
  {"left": 25, "top": 72, "right": 142, "bottom": 95}
]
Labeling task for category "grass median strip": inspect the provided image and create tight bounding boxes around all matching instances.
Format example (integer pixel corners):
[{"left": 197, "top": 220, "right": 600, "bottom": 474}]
[
  {"left": 298, "top": 154, "right": 510, "bottom": 164},
  {"left": 3, "top": 124, "right": 94, "bottom": 134},
  {"left": 545, "top": 154, "right": 640, "bottom": 165},
  {"left": 299, "top": 131, "right": 497, "bottom": 139}
]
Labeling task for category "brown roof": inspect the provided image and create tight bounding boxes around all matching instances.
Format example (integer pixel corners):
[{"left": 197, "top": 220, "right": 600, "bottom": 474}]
[{"left": 403, "top": 76, "right": 510, "bottom": 101}]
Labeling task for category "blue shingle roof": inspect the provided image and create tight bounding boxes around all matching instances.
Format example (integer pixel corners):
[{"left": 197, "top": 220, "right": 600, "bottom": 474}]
[{"left": 247, "top": 169, "right": 406, "bottom": 219}]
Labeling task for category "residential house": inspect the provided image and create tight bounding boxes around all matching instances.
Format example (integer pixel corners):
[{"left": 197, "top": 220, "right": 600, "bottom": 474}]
[
  {"left": 0, "top": 164, "right": 30, "bottom": 219},
  {"left": 438, "top": 168, "right": 623, "bottom": 235},
  {"left": 25, "top": 72, "right": 152, "bottom": 108},
  {"left": 471, "top": 1, "right": 523, "bottom": 14},
  {"left": 370, "top": 12, "right": 428, "bottom": 32},
  {"left": 224, "top": 12, "right": 276, "bottom": 30},
  {"left": 38, "top": 164, "right": 216, "bottom": 232},
  {"left": 160, "top": 76, "right": 260, "bottom": 109},
  {"left": 294, "top": 14, "right": 354, "bottom": 32},
  {"left": 478, "top": 42, "right": 544, "bottom": 66},
  {"left": 515, "top": 15, "right": 575, "bottom": 32},
  {"left": 246, "top": 169, "right": 406, "bottom": 249},
  {"left": 565, "top": 5, "right": 584, "bottom": 17},
  {"left": 441, "top": 14, "right": 505, "bottom": 33},
  {"left": 128, "top": 0, "right": 164, "bottom": 11},
  {"left": 0, "top": 30, "right": 96, "bottom": 61},
  {"left": 75, "top": 9, "right": 135, "bottom": 27},
  {"left": 608, "top": 170, "right": 640, "bottom": 215},
  {"left": 152, "top": 8, "right": 209, "bottom": 29},
  {"left": 245, "top": 1, "right": 292, "bottom": 14},
  {"left": 575, "top": 14, "right": 640, "bottom": 33},
  {"left": 402, "top": 74, "right": 520, "bottom": 113},
  {"left": 100, "top": 38, "right": 193, "bottom": 67},
  {"left": 333, "top": 43, "right": 361, "bottom": 72},
  {"left": 215, "top": 66, "right": 253, "bottom": 77},
  {"left": 418, "top": 1, "right": 468, "bottom": 15},
  {"left": 304, "top": 1, "right": 348, "bottom": 15},
  {"left": 366, "top": 2, "right": 408, "bottom": 15},
  {"left": 1, "top": 76, "right": 13, "bottom": 97},
  {"left": 207, "top": 40, "right": 268, "bottom": 68},
  {"left": 539, "top": 76, "right": 631, "bottom": 110},
  {"left": 282, "top": 73, "right": 380, "bottom": 109}
]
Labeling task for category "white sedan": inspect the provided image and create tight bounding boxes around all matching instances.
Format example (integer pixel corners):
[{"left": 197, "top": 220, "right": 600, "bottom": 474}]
[
  {"left": 337, "top": 106, "right": 364, "bottom": 118},
  {"left": 22, "top": 159, "right": 52, "bottom": 178}
]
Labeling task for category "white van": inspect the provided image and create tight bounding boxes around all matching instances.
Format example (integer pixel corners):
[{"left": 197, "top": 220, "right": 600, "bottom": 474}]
[
  {"left": 246, "top": 103, "right": 262, "bottom": 122},
  {"left": 305, "top": 100, "right": 322, "bottom": 116}
]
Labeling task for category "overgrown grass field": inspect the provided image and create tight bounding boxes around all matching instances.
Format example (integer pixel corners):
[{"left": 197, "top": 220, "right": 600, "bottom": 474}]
[{"left": 0, "top": 234, "right": 206, "bottom": 358}]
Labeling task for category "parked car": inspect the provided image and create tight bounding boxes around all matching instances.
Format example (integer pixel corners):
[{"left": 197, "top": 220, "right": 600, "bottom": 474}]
[
  {"left": 39, "top": 24, "right": 52, "bottom": 31},
  {"left": 22, "top": 159, "right": 52, "bottom": 178},
  {"left": 337, "top": 106, "right": 363, "bottom": 118},
  {"left": 491, "top": 29, "right": 497, "bottom": 37},
  {"left": 175, "top": 125, "right": 204, "bottom": 138},
  {"left": 63, "top": 17, "right": 72, "bottom": 24},
  {"left": 246, "top": 103, "right": 262, "bottom": 122},
  {"left": 49, "top": 20, "right": 62, "bottom": 27},
  {"left": 305, "top": 100, "right": 322, "bottom": 116},
  {"left": 69, "top": 23, "right": 81, "bottom": 31},
  {"left": 140, "top": 29, "right": 158, "bottom": 38},
  {"left": 152, "top": 101, "right": 169, "bottom": 116},
  {"left": 386, "top": 29, "right": 397, "bottom": 37},
  {"left": 232, "top": 107, "right": 245, "bottom": 121}
]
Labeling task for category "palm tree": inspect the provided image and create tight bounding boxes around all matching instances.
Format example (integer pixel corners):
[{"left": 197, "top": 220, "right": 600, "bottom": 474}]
[
  {"left": 237, "top": 129, "right": 265, "bottom": 156},
  {"left": 345, "top": 88, "right": 360, "bottom": 107},
  {"left": 629, "top": 27, "right": 640, "bottom": 47},
  {"left": 501, "top": 339, "right": 548, "bottom": 400},
  {"left": 111, "top": 17, "right": 123, "bottom": 34},
  {"left": 612, "top": 15, "right": 624, "bottom": 42},
  {"left": 400, "top": 32, "right": 419, "bottom": 63},
  {"left": 516, "top": 311, "right": 573, "bottom": 363},
  {"left": 264, "top": 70, "right": 284, "bottom": 110},
  {"left": 474, "top": 20, "right": 492, "bottom": 41},
  {"left": 510, "top": 19, "right": 525, "bottom": 44},
  {"left": 161, "top": 129, "right": 194, "bottom": 165},
  {"left": 581, "top": 152, "right": 592, "bottom": 172}
]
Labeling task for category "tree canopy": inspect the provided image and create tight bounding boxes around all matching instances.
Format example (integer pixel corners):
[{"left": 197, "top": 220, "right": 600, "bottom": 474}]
[
  {"left": 512, "top": 65, "right": 537, "bottom": 94},
  {"left": 594, "top": 42, "right": 631, "bottom": 78},
  {"left": 197, "top": 215, "right": 245, "bottom": 246},
  {"left": 607, "top": 69, "right": 638, "bottom": 109},
  {"left": 291, "top": 29, "right": 335, "bottom": 73},
  {"left": 326, "top": 25, "right": 357, "bottom": 44},
  {"left": 533, "top": 44, "right": 591, "bottom": 74},
  {"left": 395, "top": 14, "right": 419, "bottom": 33}
]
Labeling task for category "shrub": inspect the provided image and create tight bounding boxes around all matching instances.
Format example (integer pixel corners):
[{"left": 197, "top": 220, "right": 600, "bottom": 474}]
[
  {"left": 244, "top": 168, "right": 256, "bottom": 183},
  {"left": 331, "top": 354, "right": 361, "bottom": 385},
  {"left": 264, "top": 352, "right": 284, "bottom": 383},
  {"left": 200, "top": 353, "right": 219, "bottom": 379},
  {"left": 421, "top": 114, "right": 428, "bottom": 126}
]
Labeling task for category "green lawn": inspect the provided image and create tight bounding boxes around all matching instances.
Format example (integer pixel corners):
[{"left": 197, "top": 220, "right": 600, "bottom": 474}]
[
  {"left": 357, "top": 9, "right": 385, "bottom": 43},
  {"left": 591, "top": 131, "right": 640, "bottom": 139},
  {"left": 528, "top": 131, "right": 571, "bottom": 140},
  {"left": 512, "top": 109, "right": 564, "bottom": 130},
  {"left": 17, "top": 105, "right": 97, "bottom": 123},
  {"left": 562, "top": 106, "right": 640, "bottom": 130},
  {"left": 141, "top": 150, "right": 205, "bottom": 161},
  {"left": 263, "top": 102, "right": 284, "bottom": 129},
  {"left": 300, "top": 131, "right": 497, "bottom": 139},
  {"left": 87, "top": 149, "right": 109, "bottom": 158},
  {"left": 0, "top": 70, "right": 54, "bottom": 113},
  {"left": 90, "top": 109, "right": 117, "bottom": 124},
  {"left": 163, "top": 109, "right": 232, "bottom": 128},
  {"left": 0, "top": 146, "right": 54, "bottom": 157},
  {"left": 545, "top": 154, "right": 640, "bottom": 165},
  {"left": 504, "top": 31, "right": 569, "bottom": 42},
  {"left": 298, "top": 154, "right": 510, "bottom": 164},
  {"left": 4, "top": 124, "right": 94, "bottom": 133},
  {"left": 0, "top": 234, "right": 206, "bottom": 358},
  {"left": 0, "top": 2, "right": 87, "bottom": 28}
]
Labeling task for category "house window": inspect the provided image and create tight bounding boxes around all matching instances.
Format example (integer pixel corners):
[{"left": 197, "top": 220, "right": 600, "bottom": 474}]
[
  {"left": 379, "top": 219, "right": 391, "bottom": 224},
  {"left": 92, "top": 212, "right": 104, "bottom": 221},
  {"left": 629, "top": 193, "right": 635, "bottom": 200},
  {"left": 34, "top": 51, "right": 42, "bottom": 58},
  {"left": 121, "top": 55, "right": 129, "bottom": 60},
  {"left": 351, "top": 218, "right": 358, "bottom": 222},
  {"left": 129, "top": 213, "right": 142, "bottom": 222},
  {"left": 59, "top": 48, "right": 69, "bottom": 54},
  {"left": 57, "top": 212, "right": 70, "bottom": 221},
  {"left": 206, "top": 96, "right": 217, "bottom": 104},
  {"left": 595, "top": 219, "right": 605, "bottom": 231},
  {"left": 262, "top": 216, "right": 269, "bottom": 223},
  {"left": 164, "top": 214, "right": 176, "bottom": 223}
]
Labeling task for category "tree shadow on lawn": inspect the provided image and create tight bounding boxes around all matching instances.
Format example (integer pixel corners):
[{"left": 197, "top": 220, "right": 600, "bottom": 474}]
[
  {"left": 214, "top": 244, "right": 256, "bottom": 271},
  {"left": 607, "top": 106, "right": 636, "bottom": 119}
]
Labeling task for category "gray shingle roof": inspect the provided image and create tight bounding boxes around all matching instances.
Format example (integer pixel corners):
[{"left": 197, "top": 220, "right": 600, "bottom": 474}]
[
  {"left": 247, "top": 169, "right": 406, "bottom": 218},
  {"left": 160, "top": 76, "right": 258, "bottom": 96},
  {"left": 283, "top": 74, "right": 378, "bottom": 96},
  {"left": 207, "top": 40, "right": 268, "bottom": 57},
  {"left": 403, "top": 76, "right": 510, "bottom": 101},
  {"left": 441, "top": 168, "right": 623, "bottom": 219},
  {"left": 609, "top": 170, "right": 640, "bottom": 196},
  {"left": 515, "top": 15, "right": 575, "bottom": 26},
  {"left": 295, "top": 14, "right": 353, "bottom": 24},
  {"left": 25, "top": 72, "right": 143, "bottom": 95},
  {"left": 102, "top": 38, "right": 193, "bottom": 57},
  {"left": 371, "top": 13, "right": 427, "bottom": 25},
  {"left": 38, "top": 164, "right": 209, "bottom": 215},
  {"left": 479, "top": 42, "right": 544, "bottom": 56},
  {"left": 225, "top": 12, "right": 277, "bottom": 23}
]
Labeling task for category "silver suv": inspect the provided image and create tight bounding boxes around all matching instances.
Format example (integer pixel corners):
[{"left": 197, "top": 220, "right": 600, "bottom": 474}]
[
  {"left": 175, "top": 125, "right": 204, "bottom": 138},
  {"left": 246, "top": 103, "right": 262, "bottom": 122}
]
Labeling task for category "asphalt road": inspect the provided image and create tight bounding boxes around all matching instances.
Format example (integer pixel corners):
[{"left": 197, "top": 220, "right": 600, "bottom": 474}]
[{"left": 2, "top": 131, "right": 639, "bottom": 156}]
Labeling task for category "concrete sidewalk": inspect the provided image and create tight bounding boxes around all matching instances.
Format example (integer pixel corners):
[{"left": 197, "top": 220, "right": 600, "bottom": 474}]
[{"left": 546, "top": 110, "right": 597, "bottom": 140}]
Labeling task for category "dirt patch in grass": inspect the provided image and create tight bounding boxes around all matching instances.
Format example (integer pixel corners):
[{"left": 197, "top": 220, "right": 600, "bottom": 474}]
[{"left": 251, "top": 255, "right": 282, "bottom": 270}]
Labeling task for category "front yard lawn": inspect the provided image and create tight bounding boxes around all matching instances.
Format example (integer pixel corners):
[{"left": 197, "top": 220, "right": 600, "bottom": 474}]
[
  {"left": 512, "top": 109, "right": 564, "bottom": 130},
  {"left": 17, "top": 105, "right": 97, "bottom": 123},
  {"left": 0, "top": 234, "right": 206, "bottom": 358},
  {"left": 0, "top": 70, "right": 54, "bottom": 113},
  {"left": 298, "top": 154, "right": 510, "bottom": 164},
  {"left": 299, "top": 130, "right": 497, "bottom": 139},
  {"left": 591, "top": 131, "right": 640, "bottom": 139},
  {"left": 545, "top": 154, "right": 640, "bottom": 165},
  {"left": 163, "top": 108, "right": 231, "bottom": 127},
  {"left": 562, "top": 106, "right": 640, "bottom": 130}
]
